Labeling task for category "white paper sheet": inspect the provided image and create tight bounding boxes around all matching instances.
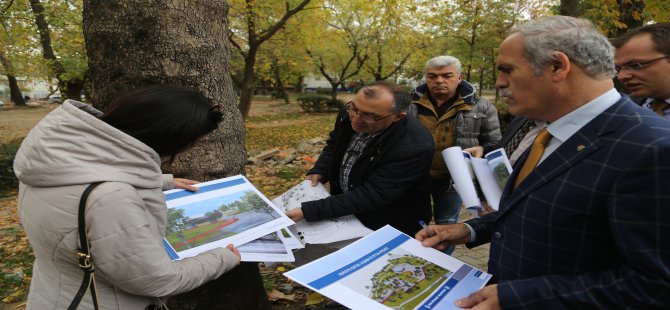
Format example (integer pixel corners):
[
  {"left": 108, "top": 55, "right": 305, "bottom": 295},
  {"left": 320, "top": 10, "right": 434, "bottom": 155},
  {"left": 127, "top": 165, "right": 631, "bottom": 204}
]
[
  {"left": 284, "top": 225, "right": 491, "bottom": 310},
  {"left": 238, "top": 231, "right": 295, "bottom": 262},
  {"left": 441, "top": 147, "right": 481, "bottom": 210},
  {"left": 272, "top": 180, "right": 373, "bottom": 244}
]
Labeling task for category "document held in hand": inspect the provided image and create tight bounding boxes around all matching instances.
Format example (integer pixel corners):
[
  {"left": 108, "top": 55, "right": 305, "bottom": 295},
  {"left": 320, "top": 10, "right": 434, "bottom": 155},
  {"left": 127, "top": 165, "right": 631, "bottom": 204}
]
[
  {"left": 162, "top": 175, "right": 294, "bottom": 262},
  {"left": 272, "top": 180, "right": 373, "bottom": 245},
  {"left": 442, "top": 147, "right": 513, "bottom": 212},
  {"left": 284, "top": 225, "right": 492, "bottom": 310}
]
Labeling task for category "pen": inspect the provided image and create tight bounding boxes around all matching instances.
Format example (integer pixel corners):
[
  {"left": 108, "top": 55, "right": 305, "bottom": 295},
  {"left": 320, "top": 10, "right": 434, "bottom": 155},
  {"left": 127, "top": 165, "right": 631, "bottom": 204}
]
[{"left": 418, "top": 220, "right": 436, "bottom": 237}]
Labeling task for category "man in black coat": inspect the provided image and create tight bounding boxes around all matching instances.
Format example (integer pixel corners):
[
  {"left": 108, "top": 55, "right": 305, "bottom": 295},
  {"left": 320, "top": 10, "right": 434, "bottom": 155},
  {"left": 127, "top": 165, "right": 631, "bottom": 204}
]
[{"left": 285, "top": 81, "right": 434, "bottom": 236}]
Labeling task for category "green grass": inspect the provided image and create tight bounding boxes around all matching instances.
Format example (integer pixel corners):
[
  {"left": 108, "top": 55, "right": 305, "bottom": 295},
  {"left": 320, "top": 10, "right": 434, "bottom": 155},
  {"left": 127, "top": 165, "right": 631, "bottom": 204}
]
[{"left": 245, "top": 113, "right": 336, "bottom": 150}]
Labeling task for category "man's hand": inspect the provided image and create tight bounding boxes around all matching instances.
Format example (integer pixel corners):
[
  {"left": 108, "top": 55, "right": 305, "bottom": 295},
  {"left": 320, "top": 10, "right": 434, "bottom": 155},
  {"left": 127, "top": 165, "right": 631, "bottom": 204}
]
[
  {"left": 463, "top": 146, "right": 484, "bottom": 158},
  {"left": 306, "top": 174, "right": 323, "bottom": 186},
  {"left": 415, "top": 223, "right": 472, "bottom": 251},
  {"left": 477, "top": 200, "right": 496, "bottom": 217},
  {"left": 285, "top": 208, "right": 305, "bottom": 222},
  {"left": 455, "top": 284, "right": 500, "bottom": 310},
  {"left": 174, "top": 178, "right": 200, "bottom": 192}
]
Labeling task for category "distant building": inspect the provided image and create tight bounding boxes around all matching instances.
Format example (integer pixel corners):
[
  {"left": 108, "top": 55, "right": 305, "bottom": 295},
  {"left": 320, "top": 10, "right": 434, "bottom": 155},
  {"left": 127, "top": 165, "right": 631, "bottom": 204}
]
[{"left": 0, "top": 75, "right": 56, "bottom": 100}]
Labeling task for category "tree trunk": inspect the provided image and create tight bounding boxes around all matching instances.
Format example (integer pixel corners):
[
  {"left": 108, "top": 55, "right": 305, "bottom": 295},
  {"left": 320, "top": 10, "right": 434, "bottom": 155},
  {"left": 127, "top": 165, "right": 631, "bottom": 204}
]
[
  {"left": 7, "top": 74, "right": 25, "bottom": 106},
  {"left": 83, "top": 1, "right": 268, "bottom": 309},
  {"left": 238, "top": 52, "right": 257, "bottom": 119},
  {"left": 330, "top": 84, "right": 338, "bottom": 102},
  {"left": 271, "top": 57, "right": 290, "bottom": 105},
  {"left": 295, "top": 74, "right": 303, "bottom": 93},
  {"left": 1, "top": 52, "right": 25, "bottom": 106},
  {"left": 64, "top": 79, "right": 85, "bottom": 101},
  {"left": 29, "top": 0, "right": 69, "bottom": 98},
  {"left": 478, "top": 69, "right": 484, "bottom": 97},
  {"left": 559, "top": 0, "right": 580, "bottom": 17}
]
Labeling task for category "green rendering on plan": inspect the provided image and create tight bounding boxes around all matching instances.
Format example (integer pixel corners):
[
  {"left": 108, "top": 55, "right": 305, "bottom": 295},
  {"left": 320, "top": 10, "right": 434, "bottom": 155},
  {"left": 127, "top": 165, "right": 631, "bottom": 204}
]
[{"left": 367, "top": 254, "right": 450, "bottom": 309}]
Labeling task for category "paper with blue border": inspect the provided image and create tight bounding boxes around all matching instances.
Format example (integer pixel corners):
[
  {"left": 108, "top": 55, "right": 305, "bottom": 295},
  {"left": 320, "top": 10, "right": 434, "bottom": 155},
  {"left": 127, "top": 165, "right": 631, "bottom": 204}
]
[
  {"left": 284, "top": 225, "right": 491, "bottom": 309},
  {"left": 162, "top": 175, "right": 294, "bottom": 260}
]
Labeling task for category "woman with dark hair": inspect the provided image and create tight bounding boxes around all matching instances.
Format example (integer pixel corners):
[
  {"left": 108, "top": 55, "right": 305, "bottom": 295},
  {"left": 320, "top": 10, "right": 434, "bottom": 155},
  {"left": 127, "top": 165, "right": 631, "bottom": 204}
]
[{"left": 14, "top": 85, "right": 240, "bottom": 309}]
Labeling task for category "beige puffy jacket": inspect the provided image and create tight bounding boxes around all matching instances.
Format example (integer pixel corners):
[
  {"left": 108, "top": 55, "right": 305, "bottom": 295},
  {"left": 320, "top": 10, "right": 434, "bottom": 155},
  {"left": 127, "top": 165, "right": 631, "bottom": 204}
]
[{"left": 14, "top": 100, "right": 239, "bottom": 309}]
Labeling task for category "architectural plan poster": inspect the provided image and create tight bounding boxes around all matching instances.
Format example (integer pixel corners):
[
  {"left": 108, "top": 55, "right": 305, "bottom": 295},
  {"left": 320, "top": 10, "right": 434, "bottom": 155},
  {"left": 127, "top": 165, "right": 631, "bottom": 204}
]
[
  {"left": 163, "top": 175, "right": 294, "bottom": 259},
  {"left": 284, "top": 225, "right": 492, "bottom": 310},
  {"left": 272, "top": 180, "right": 373, "bottom": 244}
]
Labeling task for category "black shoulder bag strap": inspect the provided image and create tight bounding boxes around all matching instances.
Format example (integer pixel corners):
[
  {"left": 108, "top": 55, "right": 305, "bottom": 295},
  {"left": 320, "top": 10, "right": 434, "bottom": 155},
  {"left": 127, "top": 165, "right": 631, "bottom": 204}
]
[{"left": 68, "top": 182, "right": 104, "bottom": 310}]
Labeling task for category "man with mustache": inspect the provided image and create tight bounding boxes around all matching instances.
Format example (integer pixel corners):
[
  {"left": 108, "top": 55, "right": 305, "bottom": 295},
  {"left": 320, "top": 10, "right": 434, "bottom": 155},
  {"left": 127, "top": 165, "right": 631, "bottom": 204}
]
[
  {"left": 285, "top": 81, "right": 434, "bottom": 237},
  {"left": 417, "top": 16, "right": 670, "bottom": 309},
  {"left": 613, "top": 22, "right": 670, "bottom": 119},
  {"left": 410, "top": 56, "right": 501, "bottom": 253}
]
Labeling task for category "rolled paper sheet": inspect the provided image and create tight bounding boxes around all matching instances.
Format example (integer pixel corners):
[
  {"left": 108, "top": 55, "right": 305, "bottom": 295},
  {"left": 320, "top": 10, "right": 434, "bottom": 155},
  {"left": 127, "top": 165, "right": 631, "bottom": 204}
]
[{"left": 441, "top": 146, "right": 481, "bottom": 210}]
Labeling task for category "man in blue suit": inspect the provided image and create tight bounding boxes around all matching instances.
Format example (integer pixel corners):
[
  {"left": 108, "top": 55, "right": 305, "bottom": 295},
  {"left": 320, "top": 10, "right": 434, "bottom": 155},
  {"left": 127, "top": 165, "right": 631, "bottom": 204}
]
[{"left": 417, "top": 16, "right": 670, "bottom": 309}]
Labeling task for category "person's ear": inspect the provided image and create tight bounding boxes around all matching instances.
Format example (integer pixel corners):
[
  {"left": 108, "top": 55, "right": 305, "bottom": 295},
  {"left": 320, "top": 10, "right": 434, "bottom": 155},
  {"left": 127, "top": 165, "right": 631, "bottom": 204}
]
[{"left": 551, "top": 51, "right": 570, "bottom": 81}]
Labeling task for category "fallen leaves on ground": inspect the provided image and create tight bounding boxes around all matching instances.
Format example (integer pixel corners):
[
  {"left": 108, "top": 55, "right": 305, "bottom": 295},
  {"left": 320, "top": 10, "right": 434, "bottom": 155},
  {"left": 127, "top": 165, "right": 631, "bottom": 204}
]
[
  {"left": 268, "top": 289, "right": 297, "bottom": 302},
  {"left": 0, "top": 197, "right": 33, "bottom": 304}
]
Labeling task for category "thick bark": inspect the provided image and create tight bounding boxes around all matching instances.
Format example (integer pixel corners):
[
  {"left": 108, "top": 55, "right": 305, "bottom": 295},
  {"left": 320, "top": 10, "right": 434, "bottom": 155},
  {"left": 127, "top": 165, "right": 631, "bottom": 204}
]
[
  {"left": 0, "top": 53, "right": 25, "bottom": 106},
  {"left": 83, "top": 1, "right": 266, "bottom": 309}
]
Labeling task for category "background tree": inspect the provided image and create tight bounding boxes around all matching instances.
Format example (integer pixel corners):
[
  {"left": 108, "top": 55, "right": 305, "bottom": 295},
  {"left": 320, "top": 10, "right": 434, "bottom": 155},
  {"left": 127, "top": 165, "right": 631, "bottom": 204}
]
[
  {"left": 305, "top": 0, "right": 374, "bottom": 102},
  {"left": 82, "top": 0, "right": 268, "bottom": 308},
  {"left": 228, "top": 0, "right": 313, "bottom": 120},
  {"left": 29, "top": 0, "right": 87, "bottom": 100},
  {"left": 167, "top": 208, "right": 191, "bottom": 249},
  {"left": 1, "top": 0, "right": 40, "bottom": 106},
  {"left": 359, "top": 0, "right": 427, "bottom": 82}
]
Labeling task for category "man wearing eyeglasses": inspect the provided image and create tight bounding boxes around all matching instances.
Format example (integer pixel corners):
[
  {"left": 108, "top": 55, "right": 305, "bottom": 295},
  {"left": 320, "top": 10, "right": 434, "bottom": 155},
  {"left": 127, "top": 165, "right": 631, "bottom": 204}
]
[
  {"left": 285, "top": 81, "right": 434, "bottom": 236},
  {"left": 613, "top": 22, "right": 670, "bottom": 119},
  {"left": 410, "top": 56, "right": 501, "bottom": 253},
  {"left": 416, "top": 16, "right": 670, "bottom": 309}
]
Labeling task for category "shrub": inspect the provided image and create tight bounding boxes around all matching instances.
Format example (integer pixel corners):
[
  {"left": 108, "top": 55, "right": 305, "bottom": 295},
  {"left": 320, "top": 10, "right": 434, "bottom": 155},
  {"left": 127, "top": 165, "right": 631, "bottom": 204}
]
[
  {"left": 0, "top": 140, "right": 21, "bottom": 198},
  {"left": 327, "top": 99, "right": 344, "bottom": 109},
  {"left": 297, "top": 94, "right": 330, "bottom": 112},
  {"left": 315, "top": 88, "right": 331, "bottom": 95}
]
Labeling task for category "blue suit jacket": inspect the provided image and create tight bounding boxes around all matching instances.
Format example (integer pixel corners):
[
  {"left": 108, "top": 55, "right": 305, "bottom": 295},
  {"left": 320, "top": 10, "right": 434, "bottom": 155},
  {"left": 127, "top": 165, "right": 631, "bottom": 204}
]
[{"left": 466, "top": 96, "right": 670, "bottom": 308}]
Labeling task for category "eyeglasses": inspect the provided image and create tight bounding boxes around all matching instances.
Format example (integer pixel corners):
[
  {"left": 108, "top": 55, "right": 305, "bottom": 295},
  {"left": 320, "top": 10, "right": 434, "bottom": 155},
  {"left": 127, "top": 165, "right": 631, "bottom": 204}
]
[
  {"left": 615, "top": 55, "right": 670, "bottom": 74},
  {"left": 344, "top": 101, "right": 397, "bottom": 122}
]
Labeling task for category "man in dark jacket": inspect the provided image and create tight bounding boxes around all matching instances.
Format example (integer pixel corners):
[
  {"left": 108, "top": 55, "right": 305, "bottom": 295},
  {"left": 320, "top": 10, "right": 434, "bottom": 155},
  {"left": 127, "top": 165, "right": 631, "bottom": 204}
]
[
  {"left": 285, "top": 81, "right": 434, "bottom": 236},
  {"left": 411, "top": 56, "right": 501, "bottom": 253}
]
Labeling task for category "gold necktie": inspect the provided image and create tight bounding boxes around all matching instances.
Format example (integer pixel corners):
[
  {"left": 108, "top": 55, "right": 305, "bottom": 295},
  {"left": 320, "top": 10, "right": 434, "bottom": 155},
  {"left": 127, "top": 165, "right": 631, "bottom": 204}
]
[
  {"left": 652, "top": 99, "right": 669, "bottom": 116},
  {"left": 514, "top": 128, "right": 551, "bottom": 188}
]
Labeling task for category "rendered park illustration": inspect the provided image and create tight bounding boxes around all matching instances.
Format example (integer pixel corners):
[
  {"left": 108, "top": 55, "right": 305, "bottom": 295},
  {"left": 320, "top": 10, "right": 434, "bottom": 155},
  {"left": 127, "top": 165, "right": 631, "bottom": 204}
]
[{"left": 341, "top": 249, "right": 452, "bottom": 309}]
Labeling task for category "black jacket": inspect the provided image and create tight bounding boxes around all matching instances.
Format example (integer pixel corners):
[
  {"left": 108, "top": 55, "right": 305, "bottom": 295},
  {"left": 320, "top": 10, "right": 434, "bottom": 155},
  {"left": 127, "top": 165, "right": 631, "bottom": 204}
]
[{"left": 301, "top": 109, "right": 434, "bottom": 236}]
